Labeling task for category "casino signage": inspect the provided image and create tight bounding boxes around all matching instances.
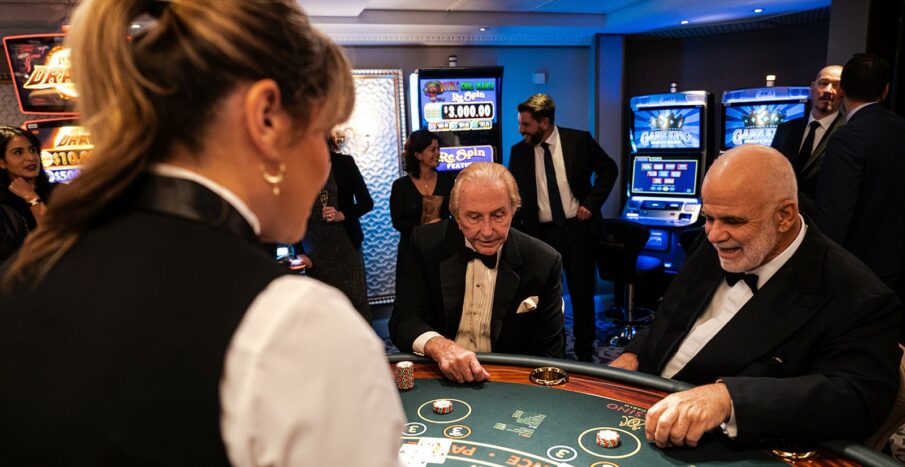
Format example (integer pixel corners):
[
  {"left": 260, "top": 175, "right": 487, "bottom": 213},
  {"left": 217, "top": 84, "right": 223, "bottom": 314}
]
[{"left": 38, "top": 125, "right": 93, "bottom": 184}]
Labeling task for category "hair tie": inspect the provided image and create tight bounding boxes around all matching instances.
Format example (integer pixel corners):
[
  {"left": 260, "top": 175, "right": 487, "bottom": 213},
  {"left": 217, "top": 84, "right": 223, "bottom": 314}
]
[{"left": 146, "top": 0, "right": 172, "bottom": 19}]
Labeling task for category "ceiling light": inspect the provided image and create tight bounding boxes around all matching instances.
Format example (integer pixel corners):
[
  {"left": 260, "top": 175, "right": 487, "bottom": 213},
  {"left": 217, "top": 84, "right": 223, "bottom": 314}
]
[
  {"left": 680, "top": 20, "right": 690, "bottom": 25},
  {"left": 131, "top": 24, "right": 141, "bottom": 29},
  {"left": 753, "top": 8, "right": 764, "bottom": 13},
  {"left": 479, "top": 27, "right": 487, "bottom": 32}
]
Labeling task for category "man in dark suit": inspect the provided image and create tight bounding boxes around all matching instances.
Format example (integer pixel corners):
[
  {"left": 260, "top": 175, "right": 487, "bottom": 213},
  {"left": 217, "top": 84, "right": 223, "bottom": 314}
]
[
  {"left": 610, "top": 145, "right": 901, "bottom": 447},
  {"left": 815, "top": 53, "right": 905, "bottom": 338},
  {"left": 770, "top": 65, "right": 844, "bottom": 216},
  {"left": 390, "top": 162, "right": 564, "bottom": 383},
  {"left": 508, "top": 93, "right": 618, "bottom": 362}
]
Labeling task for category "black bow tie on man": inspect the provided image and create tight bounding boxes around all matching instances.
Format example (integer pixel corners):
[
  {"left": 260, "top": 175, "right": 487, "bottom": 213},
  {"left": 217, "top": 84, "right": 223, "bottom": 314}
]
[
  {"left": 723, "top": 271, "right": 759, "bottom": 292},
  {"left": 461, "top": 247, "right": 498, "bottom": 269}
]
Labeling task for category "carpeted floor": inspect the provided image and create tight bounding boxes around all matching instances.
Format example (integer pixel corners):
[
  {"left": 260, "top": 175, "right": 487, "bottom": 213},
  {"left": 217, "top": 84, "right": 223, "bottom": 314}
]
[{"left": 372, "top": 292, "right": 905, "bottom": 462}]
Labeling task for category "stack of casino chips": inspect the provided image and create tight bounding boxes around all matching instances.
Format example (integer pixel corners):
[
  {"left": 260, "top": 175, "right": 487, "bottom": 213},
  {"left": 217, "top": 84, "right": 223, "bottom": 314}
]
[
  {"left": 395, "top": 361, "right": 414, "bottom": 390},
  {"left": 596, "top": 429, "right": 620, "bottom": 448},
  {"left": 432, "top": 399, "right": 453, "bottom": 415}
]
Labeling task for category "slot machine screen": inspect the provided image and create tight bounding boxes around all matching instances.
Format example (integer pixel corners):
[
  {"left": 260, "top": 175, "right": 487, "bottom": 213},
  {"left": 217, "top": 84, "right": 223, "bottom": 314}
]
[
  {"left": 630, "top": 156, "right": 699, "bottom": 196},
  {"left": 723, "top": 101, "right": 806, "bottom": 149},
  {"left": 23, "top": 118, "right": 92, "bottom": 184},
  {"left": 416, "top": 67, "right": 503, "bottom": 171},
  {"left": 3, "top": 34, "right": 77, "bottom": 115},
  {"left": 631, "top": 106, "right": 702, "bottom": 151}
]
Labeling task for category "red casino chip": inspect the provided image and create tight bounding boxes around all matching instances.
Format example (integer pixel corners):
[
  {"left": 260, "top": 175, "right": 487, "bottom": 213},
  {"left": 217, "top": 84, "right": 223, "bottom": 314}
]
[
  {"left": 432, "top": 399, "right": 453, "bottom": 415},
  {"left": 596, "top": 429, "right": 620, "bottom": 448}
]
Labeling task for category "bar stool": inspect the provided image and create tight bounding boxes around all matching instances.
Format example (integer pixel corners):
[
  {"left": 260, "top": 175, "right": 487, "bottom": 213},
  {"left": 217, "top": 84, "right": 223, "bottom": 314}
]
[{"left": 595, "top": 219, "right": 663, "bottom": 347}]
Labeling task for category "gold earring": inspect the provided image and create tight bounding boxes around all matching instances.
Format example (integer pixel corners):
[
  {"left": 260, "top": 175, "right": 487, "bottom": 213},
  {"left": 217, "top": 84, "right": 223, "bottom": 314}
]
[{"left": 261, "top": 163, "right": 286, "bottom": 196}]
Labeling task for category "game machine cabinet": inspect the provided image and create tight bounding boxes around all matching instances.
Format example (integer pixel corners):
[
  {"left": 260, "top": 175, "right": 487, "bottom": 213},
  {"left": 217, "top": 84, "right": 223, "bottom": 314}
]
[
  {"left": 721, "top": 85, "right": 809, "bottom": 154},
  {"left": 408, "top": 66, "right": 503, "bottom": 172},
  {"left": 622, "top": 90, "right": 712, "bottom": 273}
]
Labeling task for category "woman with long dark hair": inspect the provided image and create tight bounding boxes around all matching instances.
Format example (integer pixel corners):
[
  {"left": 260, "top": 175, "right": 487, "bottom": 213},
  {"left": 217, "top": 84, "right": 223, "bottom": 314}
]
[
  {"left": 0, "top": 1, "right": 403, "bottom": 464},
  {"left": 0, "top": 126, "right": 53, "bottom": 262},
  {"left": 389, "top": 129, "right": 454, "bottom": 285}
]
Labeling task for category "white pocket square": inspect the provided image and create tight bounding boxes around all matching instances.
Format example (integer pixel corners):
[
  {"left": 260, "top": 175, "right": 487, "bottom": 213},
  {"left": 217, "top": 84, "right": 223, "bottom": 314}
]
[{"left": 516, "top": 296, "right": 539, "bottom": 314}]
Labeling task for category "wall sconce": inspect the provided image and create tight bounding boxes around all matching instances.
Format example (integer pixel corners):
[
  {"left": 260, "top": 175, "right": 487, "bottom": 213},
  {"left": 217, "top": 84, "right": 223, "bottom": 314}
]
[{"left": 448, "top": 55, "right": 458, "bottom": 67}]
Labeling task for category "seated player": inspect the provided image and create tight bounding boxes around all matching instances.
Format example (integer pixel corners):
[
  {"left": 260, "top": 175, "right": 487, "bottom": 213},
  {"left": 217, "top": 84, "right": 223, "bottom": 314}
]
[
  {"left": 390, "top": 162, "right": 565, "bottom": 383},
  {"left": 609, "top": 145, "right": 901, "bottom": 447}
]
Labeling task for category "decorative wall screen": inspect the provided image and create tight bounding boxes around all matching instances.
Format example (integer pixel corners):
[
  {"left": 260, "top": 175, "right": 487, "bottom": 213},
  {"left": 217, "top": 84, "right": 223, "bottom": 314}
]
[{"left": 334, "top": 70, "right": 406, "bottom": 303}]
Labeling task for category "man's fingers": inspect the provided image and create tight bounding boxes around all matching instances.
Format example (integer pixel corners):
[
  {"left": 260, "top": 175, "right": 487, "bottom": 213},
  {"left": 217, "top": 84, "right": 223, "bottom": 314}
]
[
  {"left": 653, "top": 408, "right": 676, "bottom": 448},
  {"left": 645, "top": 400, "right": 665, "bottom": 442},
  {"left": 668, "top": 413, "right": 690, "bottom": 447}
]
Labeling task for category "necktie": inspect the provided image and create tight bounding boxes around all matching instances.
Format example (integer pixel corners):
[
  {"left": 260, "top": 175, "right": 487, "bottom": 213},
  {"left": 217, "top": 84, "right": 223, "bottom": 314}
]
[
  {"left": 723, "top": 271, "right": 759, "bottom": 292},
  {"left": 541, "top": 142, "right": 566, "bottom": 226},
  {"left": 461, "top": 247, "right": 497, "bottom": 269},
  {"left": 796, "top": 121, "right": 821, "bottom": 173}
]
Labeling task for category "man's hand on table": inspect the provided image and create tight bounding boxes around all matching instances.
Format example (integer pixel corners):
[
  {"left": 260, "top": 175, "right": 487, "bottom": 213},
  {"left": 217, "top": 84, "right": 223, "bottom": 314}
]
[
  {"left": 424, "top": 337, "right": 491, "bottom": 383},
  {"left": 608, "top": 352, "right": 639, "bottom": 371},
  {"left": 645, "top": 382, "right": 732, "bottom": 448}
]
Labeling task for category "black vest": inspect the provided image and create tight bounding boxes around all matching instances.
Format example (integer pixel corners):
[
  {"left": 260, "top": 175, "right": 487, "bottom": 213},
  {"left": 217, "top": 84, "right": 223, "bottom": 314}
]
[{"left": 0, "top": 174, "right": 285, "bottom": 465}]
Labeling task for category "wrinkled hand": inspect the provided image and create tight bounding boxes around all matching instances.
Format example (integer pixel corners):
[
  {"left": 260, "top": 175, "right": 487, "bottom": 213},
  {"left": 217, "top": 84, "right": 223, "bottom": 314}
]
[
  {"left": 608, "top": 352, "right": 639, "bottom": 371},
  {"left": 322, "top": 206, "right": 345, "bottom": 222},
  {"left": 576, "top": 206, "right": 593, "bottom": 221},
  {"left": 9, "top": 178, "right": 37, "bottom": 202},
  {"left": 424, "top": 337, "right": 491, "bottom": 383},
  {"left": 645, "top": 383, "right": 732, "bottom": 448}
]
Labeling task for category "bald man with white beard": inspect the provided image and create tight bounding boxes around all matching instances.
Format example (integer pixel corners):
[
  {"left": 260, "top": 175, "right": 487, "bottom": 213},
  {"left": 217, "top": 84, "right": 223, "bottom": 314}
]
[{"left": 610, "top": 145, "right": 901, "bottom": 448}]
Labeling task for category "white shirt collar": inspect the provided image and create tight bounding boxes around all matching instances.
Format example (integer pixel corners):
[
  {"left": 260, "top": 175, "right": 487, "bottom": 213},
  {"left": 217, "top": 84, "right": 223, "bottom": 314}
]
[
  {"left": 846, "top": 102, "right": 876, "bottom": 120},
  {"left": 748, "top": 214, "right": 807, "bottom": 289},
  {"left": 807, "top": 111, "right": 838, "bottom": 129},
  {"left": 149, "top": 163, "right": 261, "bottom": 235},
  {"left": 542, "top": 125, "right": 559, "bottom": 147}
]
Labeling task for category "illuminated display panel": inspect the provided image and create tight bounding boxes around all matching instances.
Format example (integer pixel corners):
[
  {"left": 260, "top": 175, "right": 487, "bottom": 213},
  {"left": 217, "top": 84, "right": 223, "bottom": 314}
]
[
  {"left": 3, "top": 34, "right": 77, "bottom": 115},
  {"left": 23, "top": 118, "right": 92, "bottom": 184},
  {"left": 631, "top": 106, "right": 702, "bottom": 151},
  {"left": 723, "top": 101, "right": 806, "bottom": 149},
  {"left": 416, "top": 67, "right": 503, "bottom": 171},
  {"left": 630, "top": 156, "right": 699, "bottom": 196}
]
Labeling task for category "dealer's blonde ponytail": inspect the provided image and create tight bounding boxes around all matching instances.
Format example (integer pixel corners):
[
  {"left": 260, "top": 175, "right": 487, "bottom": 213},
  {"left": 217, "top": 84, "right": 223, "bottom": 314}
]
[{"left": 2, "top": 0, "right": 354, "bottom": 289}]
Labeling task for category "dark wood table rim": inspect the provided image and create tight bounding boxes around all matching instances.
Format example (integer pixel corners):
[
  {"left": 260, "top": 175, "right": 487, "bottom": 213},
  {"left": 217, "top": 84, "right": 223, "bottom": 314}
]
[{"left": 387, "top": 352, "right": 903, "bottom": 467}]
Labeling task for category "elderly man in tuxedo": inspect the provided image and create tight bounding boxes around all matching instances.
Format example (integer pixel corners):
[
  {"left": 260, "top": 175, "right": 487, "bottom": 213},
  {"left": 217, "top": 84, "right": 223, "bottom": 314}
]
[
  {"left": 390, "top": 162, "right": 564, "bottom": 383},
  {"left": 770, "top": 64, "right": 844, "bottom": 216},
  {"left": 610, "top": 144, "right": 901, "bottom": 447}
]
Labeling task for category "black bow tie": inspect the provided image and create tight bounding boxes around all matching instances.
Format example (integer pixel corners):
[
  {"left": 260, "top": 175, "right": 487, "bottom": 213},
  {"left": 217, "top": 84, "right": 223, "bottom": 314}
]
[
  {"left": 461, "top": 247, "right": 498, "bottom": 269},
  {"left": 723, "top": 271, "right": 759, "bottom": 292}
]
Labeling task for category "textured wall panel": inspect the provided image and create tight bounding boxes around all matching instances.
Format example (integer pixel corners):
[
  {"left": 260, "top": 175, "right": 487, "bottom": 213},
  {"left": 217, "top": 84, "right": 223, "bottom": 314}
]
[{"left": 337, "top": 70, "right": 406, "bottom": 303}]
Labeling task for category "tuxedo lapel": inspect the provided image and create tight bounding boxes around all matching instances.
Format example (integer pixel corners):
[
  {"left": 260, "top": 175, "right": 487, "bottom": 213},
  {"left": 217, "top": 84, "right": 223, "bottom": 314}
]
[
  {"left": 650, "top": 260, "right": 724, "bottom": 374},
  {"left": 675, "top": 227, "right": 830, "bottom": 382},
  {"left": 490, "top": 238, "right": 523, "bottom": 345},
  {"left": 557, "top": 127, "right": 577, "bottom": 187},
  {"left": 438, "top": 223, "right": 467, "bottom": 335}
]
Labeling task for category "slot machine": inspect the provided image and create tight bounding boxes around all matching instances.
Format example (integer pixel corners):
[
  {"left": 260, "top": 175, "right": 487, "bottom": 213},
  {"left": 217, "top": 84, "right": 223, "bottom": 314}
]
[
  {"left": 622, "top": 91, "right": 713, "bottom": 272},
  {"left": 408, "top": 67, "right": 503, "bottom": 171}
]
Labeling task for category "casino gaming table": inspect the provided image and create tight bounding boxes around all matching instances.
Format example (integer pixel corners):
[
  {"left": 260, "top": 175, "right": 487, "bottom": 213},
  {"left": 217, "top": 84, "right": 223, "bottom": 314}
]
[{"left": 389, "top": 353, "right": 902, "bottom": 467}]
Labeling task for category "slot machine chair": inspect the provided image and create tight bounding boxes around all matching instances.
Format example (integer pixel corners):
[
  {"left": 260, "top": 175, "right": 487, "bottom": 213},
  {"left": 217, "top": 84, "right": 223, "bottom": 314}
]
[{"left": 595, "top": 219, "right": 663, "bottom": 347}]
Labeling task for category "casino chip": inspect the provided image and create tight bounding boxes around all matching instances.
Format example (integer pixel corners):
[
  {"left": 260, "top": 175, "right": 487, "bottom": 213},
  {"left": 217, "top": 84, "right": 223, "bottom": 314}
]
[
  {"left": 432, "top": 399, "right": 453, "bottom": 415},
  {"left": 596, "top": 429, "right": 620, "bottom": 448}
]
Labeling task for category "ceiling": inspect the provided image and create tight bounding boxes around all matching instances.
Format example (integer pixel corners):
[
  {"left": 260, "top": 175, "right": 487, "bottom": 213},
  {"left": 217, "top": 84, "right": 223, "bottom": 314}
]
[{"left": 0, "top": 0, "right": 831, "bottom": 46}]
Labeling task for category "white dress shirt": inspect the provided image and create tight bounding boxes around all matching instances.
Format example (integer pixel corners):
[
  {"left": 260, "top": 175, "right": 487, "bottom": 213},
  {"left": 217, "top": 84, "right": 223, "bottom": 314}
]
[
  {"left": 800, "top": 111, "right": 839, "bottom": 156},
  {"left": 151, "top": 164, "right": 405, "bottom": 467},
  {"left": 412, "top": 240, "right": 501, "bottom": 355},
  {"left": 534, "top": 126, "right": 580, "bottom": 222}
]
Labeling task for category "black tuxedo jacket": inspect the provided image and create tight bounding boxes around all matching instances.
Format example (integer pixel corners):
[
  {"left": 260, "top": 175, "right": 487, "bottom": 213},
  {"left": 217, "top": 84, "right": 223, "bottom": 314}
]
[
  {"left": 625, "top": 222, "right": 901, "bottom": 443},
  {"left": 330, "top": 153, "right": 373, "bottom": 249},
  {"left": 389, "top": 220, "right": 564, "bottom": 357},
  {"left": 770, "top": 113, "right": 844, "bottom": 216},
  {"left": 815, "top": 103, "right": 905, "bottom": 278},
  {"left": 508, "top": 127, "right": 618, "bottom": 236}
]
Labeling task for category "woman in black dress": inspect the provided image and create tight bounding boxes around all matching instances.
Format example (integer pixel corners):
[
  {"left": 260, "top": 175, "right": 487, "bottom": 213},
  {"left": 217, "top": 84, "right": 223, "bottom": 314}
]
[
  {"left": 389, "top": 129, "right": 454, "bottom": 287},
  {"left": 299, "top": 134, "right": 374, "bottom": 321},
  {"left": 0, "top": 126, "right": 53, "bottom": 262}
]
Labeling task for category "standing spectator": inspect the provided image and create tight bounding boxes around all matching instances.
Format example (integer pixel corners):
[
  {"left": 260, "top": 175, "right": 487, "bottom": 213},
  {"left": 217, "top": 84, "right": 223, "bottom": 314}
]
[
  {"left": 298, "top": 133, "right": 374, "bottom": 321},
  {"left": 0, "top": 126, "right": 54, "bottom": 262},
  {"left": 815, "top": 53, "right": 905, "bottom": 339},
  {"left": 390, "top": 128, "right": 455, "bottom": 288},
  {"left": 508, "top": 93, "right": 618, "bottom": 361}
]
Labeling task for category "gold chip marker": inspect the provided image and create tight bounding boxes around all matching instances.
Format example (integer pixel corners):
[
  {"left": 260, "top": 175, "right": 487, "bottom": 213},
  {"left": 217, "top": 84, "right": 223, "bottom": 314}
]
[{"left": 529, "top": 367, "right": 568, "bottom": 386}]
